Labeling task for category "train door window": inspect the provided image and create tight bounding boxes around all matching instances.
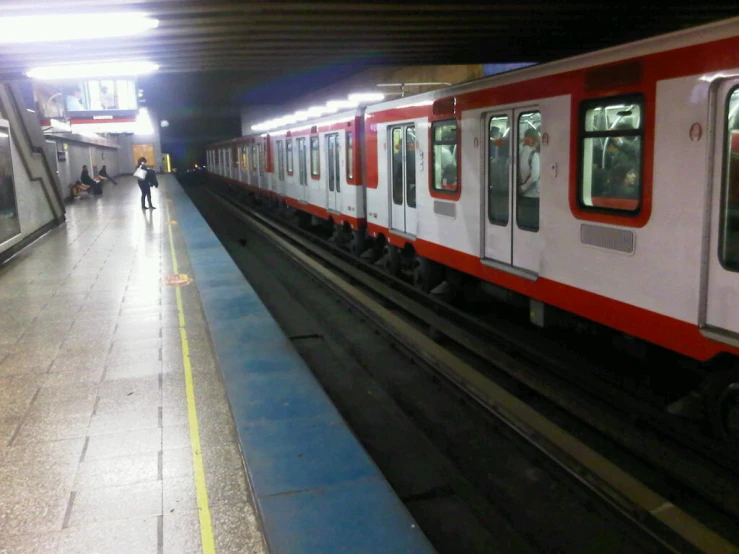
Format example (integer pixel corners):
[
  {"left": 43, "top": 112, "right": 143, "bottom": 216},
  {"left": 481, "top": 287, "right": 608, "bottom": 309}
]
[
  {"left": 405, "top": 126, "right": 416, "bottom": 208},
  {"left": 286, "top": 139, "right": 294, "bottom": 175},
  {"left": 516, "top": 111, "right": 542, "bottom": 232},
  {"left": 326, "top": 134, "right": 336, "bottom": 192},
  {"left": 310, "top": 136, "right": 320, "bottom": 177},
  {"left": 251, "top": 145, "right": 257, "bottom": 171},
  {"left": 391, "top": 127, "right": 404, "bottom": 204},
  {"left": 333, "top": 134, "right": 340, "bottom": 192},
  {"left": 276, "top": 140, "right": 285, "bottom": 181},
  {"left": 431, "top": 120, "right": 458, "bottom": 193},
  {"left": 720, "top": 87, "right": 739, "bottom": 271},
  {"left": 579, "top": 95, "right": 644, "bottom": 213},
  {"left": 346, "top": 132, "right": 354, "bottom": 180},
  {"left": 259, "top": 143, "right": 265, "bottom": 176},
  {"left": 487, "top": 115, "right": 510, "bottom": 226},
  {"left": 0, "top": 126, "right": 20, "bottom": 243},
  {"left": 297, "top": 138, "right": 307, "bottom": 186},
  {"left": 241, "top": 146, "right": 247, "bottom": 172}
]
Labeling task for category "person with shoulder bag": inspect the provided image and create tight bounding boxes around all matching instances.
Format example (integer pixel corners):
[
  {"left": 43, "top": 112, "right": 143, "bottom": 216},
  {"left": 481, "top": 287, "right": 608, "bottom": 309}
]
[{"left": 135, "top": 157, "right": 155, "bottom": 210}]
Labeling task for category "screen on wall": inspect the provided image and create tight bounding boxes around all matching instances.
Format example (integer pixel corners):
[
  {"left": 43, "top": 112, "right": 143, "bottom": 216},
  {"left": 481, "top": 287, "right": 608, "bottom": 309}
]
[
  {"left": 35, "top": 79, "right": 139, "bottom": 119},
  {"left": 0, "top": 128, "right": 21, "bottom": 244}
]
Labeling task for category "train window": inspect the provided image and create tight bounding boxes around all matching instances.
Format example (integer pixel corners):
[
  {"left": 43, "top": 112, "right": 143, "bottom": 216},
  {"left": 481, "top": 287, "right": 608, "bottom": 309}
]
[
  {"left": 286, "top": 139, "right": 294, "bottom": 175},
  {"left": 241, "top": 146, "right": 248, "bottom": 171},
  {"left": 0, "top": 127, "right": 20, "bottom": 243},
  {"left": 516, "top": 110, "right": 541, "bottom": 232},
  {"left": 720, "top": 87, "right": 739, "bottom": 271},
  {"left": 297, "top": 138, "right": 307, "bottom": 186},
  {"left": 432, "top": 120, "right": 458, "bottom": 194},
  {"left": 251, "top": 145, "right": 257, "bottom": 171},
  {"left": 487, "top": 114, "right": 510, "bottom": 226},
  {"left": 276, "top": 140, "right": 285, "bottom": 181},
  {"left": 310, "top": 136, "right": 320, "bottom": 177},
  {"left": 259, "top": 143, "right": 266, "bottom": 175},
  {"left": 391, "top": 127, "right": 403, "bottom": 205},
  {"left": 406, "top": 126, "right": 416, "bottom": 208},
  {"left": 346, "top": 132, "right": 354, "bottom": 180},
  {"left": 579, "top": 95, "right": 644, "bottom": 214}
]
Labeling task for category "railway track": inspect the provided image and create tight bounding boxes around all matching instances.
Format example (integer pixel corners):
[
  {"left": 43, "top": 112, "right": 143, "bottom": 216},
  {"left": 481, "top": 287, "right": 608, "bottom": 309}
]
[{"left": 194, "top": 176, "right": 739, "bottom": 553}]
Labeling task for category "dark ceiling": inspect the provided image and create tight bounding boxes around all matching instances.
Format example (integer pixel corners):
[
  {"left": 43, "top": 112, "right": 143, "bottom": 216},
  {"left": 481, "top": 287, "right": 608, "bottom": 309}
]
[{"left": 2, "top": 1, "right": 738, "bottom": 164}]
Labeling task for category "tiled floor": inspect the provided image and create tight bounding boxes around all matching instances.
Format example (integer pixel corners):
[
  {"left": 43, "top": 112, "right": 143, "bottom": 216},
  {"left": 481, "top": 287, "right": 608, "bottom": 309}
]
[{"left": 0, "top": 176, "right": 266, "bottom": 553}]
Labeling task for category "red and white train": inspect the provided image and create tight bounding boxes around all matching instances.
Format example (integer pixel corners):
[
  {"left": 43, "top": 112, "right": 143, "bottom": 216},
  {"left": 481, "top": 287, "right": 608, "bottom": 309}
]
[{"left": 207, "top": 17, "right": 739, "bottom": 436}]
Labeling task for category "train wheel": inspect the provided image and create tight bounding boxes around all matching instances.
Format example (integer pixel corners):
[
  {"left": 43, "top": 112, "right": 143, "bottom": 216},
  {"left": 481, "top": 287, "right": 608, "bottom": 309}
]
[
  {"left": 349, "top": 230, "right": 366, "bottom": 257},
  {"left": 383, "top": 245, "right": 400, "bottom": 276},
  {"left": 704, "top": 368, "right": 739, "bottom": 440},
  {"left": 412, "top": 254, "right": 443, "bottom": 292}
]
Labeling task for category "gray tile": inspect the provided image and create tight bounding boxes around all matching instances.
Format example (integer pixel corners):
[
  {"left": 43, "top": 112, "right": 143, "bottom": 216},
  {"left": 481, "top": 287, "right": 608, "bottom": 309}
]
[
  {"left": 24, "top": 396, "right": 96, "bottom": 420},
  {"left": 162, "top": 448, "right": 194, "bottom": 481},
  {"left": 162, "top": 424, "right": 191, "bottom": 452},
  {"left": 95, "top": 388, "right": 161, "bottom": 414},
  {"left": 163, "top": 477, "right": 198, "bottom": 514},
  {"left": 84, "top": 428, "right": 162, "bottom": 461},
  {"left": 97, "top": 375, "right": 159, "bottom": 398},
  {"left": 0, "top": 531, "right": 61, "bottom": 553},
  {"left": 74, "top": 451, "right": 159, "bottom": 489},
  {"left": 161, "top": 403, "right": 189, "bottom": 428},
  {"left": 0, "top": 437, "right": 85, "bottom": 467},
  {"left": 163, "top": 510, "right": 202, "bottom": 554},
  {"left": 0, "top": 374, "right": 44, "bottom": 404},
  {"left": 87, "top": 406, "right": 160, "bottom": 436},
  {"left": 67, "top": 481, "right": 162, "bottom": 527},
  {"left": 0, "top": 352, "right": 55, "bottom": 375},
  {"left": 12, "top": 414, "right": 91, "bottom": 445},
  {"left": 0, "top": 490, "right": 70, "bottom": 536},
  {"left": 104, "top": 360, "right": 162, "bottom": 381},
  {"left": 106, "top": 348, "right": 161, "bottom": 366},
  {"left": 43, "top": 369, "right": 104, "bottom": 389},
  {"left": 0, "top": 417, "right": 21, "bottom": 447},
  {"left": 35, "top": 382, "right": 99, "bottom": 403},
  {"left": 109, "top": 337, "right": 162, "bottom": 354},
  {"left": 58, "top": 516, "right": 158, "bottom": 554}
]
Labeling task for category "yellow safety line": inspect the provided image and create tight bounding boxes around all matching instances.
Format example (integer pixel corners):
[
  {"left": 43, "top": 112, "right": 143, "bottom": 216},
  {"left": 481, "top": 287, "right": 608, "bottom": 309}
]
[{"left": 165, "top": 200, "right": 216, "bottom": 554}]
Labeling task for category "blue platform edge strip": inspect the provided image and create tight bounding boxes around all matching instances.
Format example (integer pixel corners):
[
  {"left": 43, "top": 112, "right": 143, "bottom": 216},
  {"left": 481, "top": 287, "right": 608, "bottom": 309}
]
[{"left": 169, "top": 181, "right": 436, "bottom": 554}]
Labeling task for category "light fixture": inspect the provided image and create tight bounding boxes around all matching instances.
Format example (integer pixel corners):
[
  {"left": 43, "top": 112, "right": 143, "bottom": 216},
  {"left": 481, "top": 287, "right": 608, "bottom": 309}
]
[
  {"left": 347, "top": 92, "right": 385, "bottom": 103},
  {"left": 0, "top": 12, "right": 158, "bottom": 44},
  {"left": 27, "top": 61, "right": 159, "bottom": 80},
  {"left": 160, "top": 120, "right": 169, "bottom": 128},
  {"left": 326, "top": 99, "right": 358, "bottom": 109},
  {"left": 134, "top": 107, "right": 154, "bottom": 136},
  {"left": 28, "top": 61, "right": 159, "bottom": 80}
]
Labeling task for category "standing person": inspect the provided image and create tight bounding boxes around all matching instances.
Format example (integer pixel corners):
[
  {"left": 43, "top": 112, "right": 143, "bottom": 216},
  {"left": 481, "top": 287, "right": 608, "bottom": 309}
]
[
  {"left": 99, "top": 164, "right": 117, "bottom": 185},
  {"left": 136, "top": 157, "right": 155, "bottom": 210},
  {"left": 517, "top": 127, "right": 541, "bottom": 231}
]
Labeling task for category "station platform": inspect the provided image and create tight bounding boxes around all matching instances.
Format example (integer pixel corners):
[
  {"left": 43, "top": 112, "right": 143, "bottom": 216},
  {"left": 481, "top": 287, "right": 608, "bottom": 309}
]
[{"left": 0, "top": 175, "right": 434, "bottom": 553}]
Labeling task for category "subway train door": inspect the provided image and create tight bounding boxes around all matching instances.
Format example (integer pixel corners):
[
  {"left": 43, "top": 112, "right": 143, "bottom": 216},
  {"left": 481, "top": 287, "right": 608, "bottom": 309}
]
[
  {"left": 389, "top": 125, "right": 417, "bottom": 236},
  {"left": 326, "top": 133, "right": 341, "bottom": 212},
  {"left": 297, "top": 138, "right": 308, "bottom": 202},
  {"left": 482, "top": 108, "right": 541, "bottom": 275},
  {"left": 703, "top": 80, "right": 739, "bottom": 340}
]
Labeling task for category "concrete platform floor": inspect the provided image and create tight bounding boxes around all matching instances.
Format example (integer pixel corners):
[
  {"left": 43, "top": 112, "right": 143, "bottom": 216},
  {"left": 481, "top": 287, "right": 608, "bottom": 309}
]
[{"left": 0, "top": 176, "right": 267, "bottom": 553}]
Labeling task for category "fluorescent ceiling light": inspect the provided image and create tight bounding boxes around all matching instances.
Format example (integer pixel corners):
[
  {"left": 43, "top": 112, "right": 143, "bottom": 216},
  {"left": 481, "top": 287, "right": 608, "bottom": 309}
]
[
  {"left": 348, "top": 93, "right": 384, "bottom": 103},
  {"left": 326, "top": 99, "right": 358, "bottom": 109},
  {"left": 27, "top": 61, "right": 159, "bottom": 80},
  {"left": 134, "top": 107, "right": 154, "bottom": 136},
  {"left": 0, "top": 13, "right": 158, "bottom": 44}
]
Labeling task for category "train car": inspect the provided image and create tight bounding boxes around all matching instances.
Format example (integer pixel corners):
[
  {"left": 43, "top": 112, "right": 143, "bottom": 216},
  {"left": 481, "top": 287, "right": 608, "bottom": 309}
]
[
  {"left": 207, "top": 17, "right": 739, "bottom": 437},
  {"left": 213, "top": 109, "right": 367, "bottom": 251}
]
